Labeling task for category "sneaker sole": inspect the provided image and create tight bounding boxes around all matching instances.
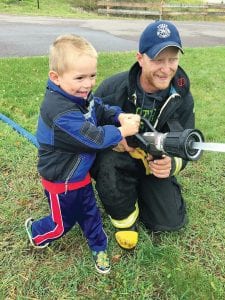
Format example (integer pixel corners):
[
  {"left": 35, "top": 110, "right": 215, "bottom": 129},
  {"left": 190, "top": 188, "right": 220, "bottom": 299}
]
[
  {"left": 25, "top": 218, "right": 49, "bottom": 249},
  {"left": 95, "top": 264, "right": 111, "bottom": 274}
]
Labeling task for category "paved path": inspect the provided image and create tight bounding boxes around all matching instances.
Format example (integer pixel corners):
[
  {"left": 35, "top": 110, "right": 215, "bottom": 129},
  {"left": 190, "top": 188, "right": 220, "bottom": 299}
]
[{"left": 0, "top": 14, "right": 225, "bottom": 57}]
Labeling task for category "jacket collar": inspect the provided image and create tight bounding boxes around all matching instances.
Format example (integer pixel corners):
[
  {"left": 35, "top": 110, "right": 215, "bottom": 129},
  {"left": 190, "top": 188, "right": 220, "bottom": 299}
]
[{"left": 47, "top": 79, "right": 92, "bottom": 108}]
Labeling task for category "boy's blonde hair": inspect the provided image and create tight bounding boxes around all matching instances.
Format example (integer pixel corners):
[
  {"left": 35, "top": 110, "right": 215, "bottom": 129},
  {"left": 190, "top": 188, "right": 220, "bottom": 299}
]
[{"left": 49, "top": 34, "right": 98, "bottom": 75}]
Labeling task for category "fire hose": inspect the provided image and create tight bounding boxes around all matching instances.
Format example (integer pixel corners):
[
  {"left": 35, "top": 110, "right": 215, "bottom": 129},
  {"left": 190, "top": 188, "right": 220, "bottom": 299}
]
[{"left": 1, "top": 113, "right": 225, "bottom": 160}]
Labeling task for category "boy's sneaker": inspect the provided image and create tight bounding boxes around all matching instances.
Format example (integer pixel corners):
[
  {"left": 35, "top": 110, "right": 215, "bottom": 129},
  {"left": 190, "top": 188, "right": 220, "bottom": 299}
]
[
  {"left": 92, "top": 250, "right": 111, "bottom": 274},
  {"left": 25, "top": 217, "right": 49, "bottom": 249}
]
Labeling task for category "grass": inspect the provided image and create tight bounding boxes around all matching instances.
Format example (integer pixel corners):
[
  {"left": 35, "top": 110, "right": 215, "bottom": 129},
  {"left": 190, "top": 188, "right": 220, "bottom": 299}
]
[
  {"left": 0, "top": 0, "right": 224, "bottom": 22},
  {"left": 0, "top": 0, "right": 99, "bottom": 18},
  {"left": 1, "top": 47, "right": 225, "bottom": 299}
]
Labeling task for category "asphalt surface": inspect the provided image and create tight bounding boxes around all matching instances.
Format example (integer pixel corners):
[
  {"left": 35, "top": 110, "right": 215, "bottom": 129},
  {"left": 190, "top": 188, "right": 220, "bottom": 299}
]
[{"left": 0, "top": 14, "right": 225, "bottom": 57}]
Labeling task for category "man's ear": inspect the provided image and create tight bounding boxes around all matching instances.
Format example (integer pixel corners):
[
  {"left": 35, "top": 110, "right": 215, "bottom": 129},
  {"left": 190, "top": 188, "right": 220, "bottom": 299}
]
[
  {"left": 136, "top": 52, "right": 144, "bottom": 67},
  {"left": 49, "top": 70, "right": 60, "bottom": 85}
]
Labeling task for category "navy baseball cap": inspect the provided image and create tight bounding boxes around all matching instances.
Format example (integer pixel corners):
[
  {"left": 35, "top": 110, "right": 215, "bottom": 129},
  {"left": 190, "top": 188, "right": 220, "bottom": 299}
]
[{"left": 139, "top": 20, "right": 184, "bottom": 59}]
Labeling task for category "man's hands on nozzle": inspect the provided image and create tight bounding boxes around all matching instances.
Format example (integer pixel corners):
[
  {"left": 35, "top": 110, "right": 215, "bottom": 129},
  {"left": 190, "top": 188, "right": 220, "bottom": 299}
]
[
  {"left": 147, "top": 154, "right": 172, "bottom": 178},
  {"left": 116, "top": 113, "right": 172, "bottom": 178}
]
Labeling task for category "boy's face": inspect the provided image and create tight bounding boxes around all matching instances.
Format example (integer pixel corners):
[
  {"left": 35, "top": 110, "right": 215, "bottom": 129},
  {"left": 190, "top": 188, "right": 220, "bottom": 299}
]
[
  {"left": 50, "top": 54, "right": 97, "bottom": 99},
  {"left": 136, "top": 47, "right": 180, "bottom": 93}
]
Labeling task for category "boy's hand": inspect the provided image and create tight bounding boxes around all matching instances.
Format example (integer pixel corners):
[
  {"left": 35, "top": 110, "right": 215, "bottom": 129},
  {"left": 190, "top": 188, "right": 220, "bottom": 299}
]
[
  {"left": 118, "top": 115, "right": 140, "bottom": 137},
  {"left": 118, "top": 113, "right": 140, "bottom": 126}
]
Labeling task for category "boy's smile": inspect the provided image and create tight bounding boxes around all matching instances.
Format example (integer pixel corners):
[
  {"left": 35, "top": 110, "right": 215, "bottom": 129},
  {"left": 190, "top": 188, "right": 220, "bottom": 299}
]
[{"left": 50, "top": 54, "right": 97, "bottom": 99}]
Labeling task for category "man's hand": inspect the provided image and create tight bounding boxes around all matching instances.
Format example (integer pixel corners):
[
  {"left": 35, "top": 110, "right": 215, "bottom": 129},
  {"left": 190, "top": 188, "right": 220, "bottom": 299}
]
[
  {"left": 147, "top": 155, "right": 172, "bottom": 178},
  {"left": 113, "top": 138, "right": 136, "bottom": 153}
]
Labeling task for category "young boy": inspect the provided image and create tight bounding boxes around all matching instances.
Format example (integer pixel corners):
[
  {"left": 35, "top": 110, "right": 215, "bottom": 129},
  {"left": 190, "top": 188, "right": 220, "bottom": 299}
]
[{"left": 25, "top": 34, "right": 140, "bottom": 274}]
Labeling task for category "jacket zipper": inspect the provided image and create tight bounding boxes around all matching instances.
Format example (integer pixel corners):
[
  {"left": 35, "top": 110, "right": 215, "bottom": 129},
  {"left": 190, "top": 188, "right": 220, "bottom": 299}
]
[{"left": 64, "top": 156, "right": 82, "bottom": 194}]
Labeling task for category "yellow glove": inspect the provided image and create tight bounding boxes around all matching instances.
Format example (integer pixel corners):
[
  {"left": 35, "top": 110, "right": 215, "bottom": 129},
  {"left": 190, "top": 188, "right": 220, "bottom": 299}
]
[{"left": 129, "top": 148, "right": 151, "bottom": 175}]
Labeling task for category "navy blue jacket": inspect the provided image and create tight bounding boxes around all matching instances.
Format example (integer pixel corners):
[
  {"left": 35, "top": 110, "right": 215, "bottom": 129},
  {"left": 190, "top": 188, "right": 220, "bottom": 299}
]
[{"left": 37, "top": 80, "right": 123, "bottom": 183}]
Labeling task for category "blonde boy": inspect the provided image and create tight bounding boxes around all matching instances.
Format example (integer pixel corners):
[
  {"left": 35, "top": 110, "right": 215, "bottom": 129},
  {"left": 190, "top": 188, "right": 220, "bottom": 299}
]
[{"left": 25, "top": 35, "right": 140, "bottom": 274}]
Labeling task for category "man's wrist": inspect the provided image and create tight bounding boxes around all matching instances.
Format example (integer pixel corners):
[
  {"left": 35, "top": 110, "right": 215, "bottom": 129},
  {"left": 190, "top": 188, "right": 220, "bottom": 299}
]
[{"left": 170, "top": 157, "right": 183, "bottom": 176}]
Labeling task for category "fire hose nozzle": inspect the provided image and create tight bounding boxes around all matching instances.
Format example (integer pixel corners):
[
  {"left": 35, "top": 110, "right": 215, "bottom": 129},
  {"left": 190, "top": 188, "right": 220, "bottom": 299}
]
[
  {"left": 126, "top": 118, "right": 205, "bottom": 161},
  {"left": 141, "top": 129, "right": 204, "bottom": 161}
]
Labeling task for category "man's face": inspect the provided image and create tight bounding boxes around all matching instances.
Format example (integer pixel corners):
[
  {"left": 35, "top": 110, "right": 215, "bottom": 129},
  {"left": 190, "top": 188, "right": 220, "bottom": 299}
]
[
  {"left": 50, "top": 54, "right": 97, "bottom": 99},
  {"left": 137, "top": 47, "right": 180, "bottom": 93}
]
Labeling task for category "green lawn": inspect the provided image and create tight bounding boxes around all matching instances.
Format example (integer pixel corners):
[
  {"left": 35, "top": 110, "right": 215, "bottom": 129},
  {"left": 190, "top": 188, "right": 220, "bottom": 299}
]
[
  {"left": 0, "top": 0, "right": 97, "bottom": 18},
  {"left": 0, "top": 0, "right": 224, "bottom": 21},
  {"left": 1, "top": 47, "right": 225, "bottom": 299}
]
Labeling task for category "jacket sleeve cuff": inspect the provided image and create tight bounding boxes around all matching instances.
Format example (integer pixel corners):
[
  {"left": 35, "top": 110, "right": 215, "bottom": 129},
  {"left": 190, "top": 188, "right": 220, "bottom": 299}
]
[
  {"left": 170, "top": 157, "right": 183, "bottom": 176},
  {"left": 114, "top": 111, "right": 125, "bottom": 125}
]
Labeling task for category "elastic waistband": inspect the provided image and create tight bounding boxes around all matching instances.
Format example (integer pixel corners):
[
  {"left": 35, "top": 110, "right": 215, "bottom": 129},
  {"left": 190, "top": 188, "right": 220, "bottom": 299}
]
[{"left": 41, "top": 173, "right": 91, "bottom": 194}]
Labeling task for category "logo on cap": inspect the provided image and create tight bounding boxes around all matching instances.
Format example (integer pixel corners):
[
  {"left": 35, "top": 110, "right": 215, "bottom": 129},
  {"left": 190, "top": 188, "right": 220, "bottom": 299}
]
[{"left": 157, "top": 24, "right": 171, "bottom": 39}]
